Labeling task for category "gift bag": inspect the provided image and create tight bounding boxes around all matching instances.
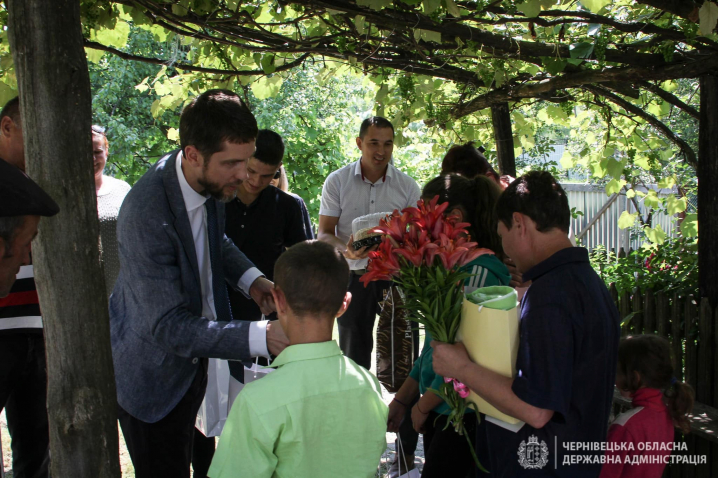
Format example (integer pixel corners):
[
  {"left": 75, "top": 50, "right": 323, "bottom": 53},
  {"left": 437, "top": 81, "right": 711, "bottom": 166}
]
[
  {"left": 459, "top": 286, "right": 522, "bottom": 426},
  {"left": 227, "top": 356, "right": 274, "bottom": 411},
  {"left": 195, "top": 358, "right": 231, "bottom": 437},
  {"left": 392, "top": 433, "right": 421, "bottom": 478},
  {"left": 376, "top": 286, "right": 415, "bottom": 393}
]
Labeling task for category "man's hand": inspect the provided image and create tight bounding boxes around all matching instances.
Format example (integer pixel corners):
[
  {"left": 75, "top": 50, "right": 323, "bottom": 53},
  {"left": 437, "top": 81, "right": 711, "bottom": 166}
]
[
  {"left": 265, "top": 320, "right": 289, "bottom": 356},
  {"left": 504, "top": 257, "right": 531, "bottom": 289},
  {"left": 249, "top": 277, "right": 276, "bottom": 315},
  {"left": 343, "top": 234, "right": 378, "bottom": 261},
  {"left": 387, "top": 399, "right": 405, "bottom": 433},
  {"left": 431, "top": 341, "right": 472, "bottom": 380}
]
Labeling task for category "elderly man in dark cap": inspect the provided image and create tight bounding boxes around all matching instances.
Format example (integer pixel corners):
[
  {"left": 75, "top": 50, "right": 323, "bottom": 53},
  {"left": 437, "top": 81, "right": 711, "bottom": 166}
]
[
  {"left": 0, "top": 156, "right": 58, "bottom": 478},
  {"left": 0, "top": 158, "right": 59, "bottom": 296}
]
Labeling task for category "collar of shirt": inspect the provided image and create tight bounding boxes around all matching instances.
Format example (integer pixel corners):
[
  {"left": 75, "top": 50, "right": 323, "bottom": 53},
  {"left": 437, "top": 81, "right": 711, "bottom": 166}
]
[
  {"left": 522, "top": 246, "right": 589, "bottom": 283},
  {"left": 235, "top": 184, "right": 272, "bottom": 212},
  {"left": 175, "top": 150, "right": 208, "bottom": 212},
  {"left": 353, "top": 159, "right": 393, "bottom": 184},
  {"left": 631, "top": 388, "right": 667, "bottom": 412},
  {"left": 268, "top": 340, "right": 343, "bottom": 368}
]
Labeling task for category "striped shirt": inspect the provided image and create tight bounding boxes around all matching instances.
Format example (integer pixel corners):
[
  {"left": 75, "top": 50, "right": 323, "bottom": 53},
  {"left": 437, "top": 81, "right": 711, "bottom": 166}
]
[
  {"left": 0, "top": 264, "right": 42, "bottom": 331},
  {"left": 319, "top": 160, "right": 420, "bottom": 270}
]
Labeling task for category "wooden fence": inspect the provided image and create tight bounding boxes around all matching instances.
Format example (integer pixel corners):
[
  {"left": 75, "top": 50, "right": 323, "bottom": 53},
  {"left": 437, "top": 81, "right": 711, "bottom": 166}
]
[{"left": 610, "top": 284, "right": 718, "bottom": 477}]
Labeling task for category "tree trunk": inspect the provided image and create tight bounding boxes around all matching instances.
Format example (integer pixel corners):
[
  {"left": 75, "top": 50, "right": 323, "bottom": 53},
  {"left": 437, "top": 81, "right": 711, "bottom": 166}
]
[
  {"left": 698, "top": 74, "right": 718, "bottom": 308},
  {"left": 491, "top": 102, "right": 516, "bottom": 177},
  {"left": 7, "top": 1, "right": 122, "bottom": 477}
]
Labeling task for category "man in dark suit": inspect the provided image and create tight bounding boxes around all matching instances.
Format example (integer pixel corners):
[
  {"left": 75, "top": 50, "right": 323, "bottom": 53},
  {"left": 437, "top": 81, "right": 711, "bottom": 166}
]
[{"left": 110, "top": 90, "right": 288, "bottom": 478}]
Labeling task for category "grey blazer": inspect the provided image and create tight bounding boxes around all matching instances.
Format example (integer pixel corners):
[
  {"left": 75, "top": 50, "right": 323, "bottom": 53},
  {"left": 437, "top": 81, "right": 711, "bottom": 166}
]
[{"left": 110, "top": 150, "right": 256, "bottom": 423}]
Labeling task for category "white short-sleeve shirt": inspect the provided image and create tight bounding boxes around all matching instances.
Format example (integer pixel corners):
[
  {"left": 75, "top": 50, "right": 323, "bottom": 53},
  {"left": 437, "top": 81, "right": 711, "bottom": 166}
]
[{"left": 319, "top": 159, "right": 421, "bottom": 270}]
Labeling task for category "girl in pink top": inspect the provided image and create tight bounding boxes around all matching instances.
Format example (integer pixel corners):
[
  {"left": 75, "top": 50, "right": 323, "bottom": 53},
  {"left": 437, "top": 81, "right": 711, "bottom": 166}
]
[{"left": 600, "top": 335, "right": 694, "bottom": 478}]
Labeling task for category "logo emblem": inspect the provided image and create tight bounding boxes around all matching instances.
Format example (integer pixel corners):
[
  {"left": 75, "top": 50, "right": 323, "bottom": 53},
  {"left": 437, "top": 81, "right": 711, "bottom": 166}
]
[{"left": 518, "top": 435, "right": 549, "bottom": 469}]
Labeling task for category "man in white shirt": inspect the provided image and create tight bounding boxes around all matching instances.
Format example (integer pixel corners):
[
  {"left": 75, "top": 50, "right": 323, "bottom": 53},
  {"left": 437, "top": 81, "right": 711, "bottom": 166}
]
[
  {"left": 318, "top": 117, "right": 420, "bottom": 368},
  {"left": 318, "top": 117, "right": 421, "bottom": 474},
  {"left": 110, "top": 90, "right": 288, "bottom": 478}
]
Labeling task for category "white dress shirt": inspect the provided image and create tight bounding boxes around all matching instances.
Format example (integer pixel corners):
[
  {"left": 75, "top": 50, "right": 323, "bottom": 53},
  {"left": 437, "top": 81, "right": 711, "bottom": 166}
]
[
  {"left": 319, "top": 160, "right": 421, "bottom": 270},
  {"left": 176, "top": 153, "right": 269, "bottom": 357}
]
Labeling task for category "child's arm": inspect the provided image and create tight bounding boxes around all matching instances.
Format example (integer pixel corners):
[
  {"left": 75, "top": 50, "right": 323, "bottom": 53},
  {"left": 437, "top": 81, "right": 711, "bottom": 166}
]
[
  {"left": 411, "top": 390, "right": 444, "bottom": 432},
  {"left": 388, "top": 377, "right": 420, "bottom": 432}
]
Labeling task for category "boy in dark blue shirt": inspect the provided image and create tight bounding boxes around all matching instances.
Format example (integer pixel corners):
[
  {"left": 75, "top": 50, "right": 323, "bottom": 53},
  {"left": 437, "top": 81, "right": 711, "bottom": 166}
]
[{"left": 432, "top": 171, "right": 620, "bottom": 477}]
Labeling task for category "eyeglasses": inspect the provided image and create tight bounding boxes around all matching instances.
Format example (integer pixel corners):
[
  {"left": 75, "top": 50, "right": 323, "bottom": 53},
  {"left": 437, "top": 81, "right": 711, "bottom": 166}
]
[{"left": 273, "top": 169, "right": 281, "bottom": 180}]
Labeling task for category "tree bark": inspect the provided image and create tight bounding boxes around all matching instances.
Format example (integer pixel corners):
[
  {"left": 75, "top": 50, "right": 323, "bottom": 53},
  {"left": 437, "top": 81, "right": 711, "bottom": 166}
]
[
  {"left": 491, "top": 102, "right": 516, "bottom": 177},
  {"left": 698, "top": 74, "right": 718, "bottom": 308},
  {"left": 7, "top": 1, "right": 121, "bottom": 477}
]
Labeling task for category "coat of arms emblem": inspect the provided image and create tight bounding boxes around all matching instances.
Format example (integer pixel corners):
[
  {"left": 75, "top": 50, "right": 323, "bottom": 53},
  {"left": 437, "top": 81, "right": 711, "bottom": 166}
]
[{"left": 518, "top": 435, "right": 549, "bottom": 469}]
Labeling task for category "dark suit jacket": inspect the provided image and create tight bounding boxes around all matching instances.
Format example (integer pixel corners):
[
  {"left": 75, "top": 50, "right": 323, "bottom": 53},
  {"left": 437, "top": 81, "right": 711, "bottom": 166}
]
[{"left": 110, "top": 150, "right": 257, "bottom": 423}]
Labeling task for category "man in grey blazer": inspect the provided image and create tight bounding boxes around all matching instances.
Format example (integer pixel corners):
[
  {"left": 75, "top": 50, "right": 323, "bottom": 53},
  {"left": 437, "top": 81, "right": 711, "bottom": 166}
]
[{"left": 110, "top": 90, "right": 288, "bottom": 478}]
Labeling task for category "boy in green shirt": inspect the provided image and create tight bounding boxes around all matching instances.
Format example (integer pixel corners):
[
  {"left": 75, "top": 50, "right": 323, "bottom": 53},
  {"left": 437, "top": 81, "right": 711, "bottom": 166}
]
[{"left": 208, "top": 240, "right": 388, "bottom": 478}]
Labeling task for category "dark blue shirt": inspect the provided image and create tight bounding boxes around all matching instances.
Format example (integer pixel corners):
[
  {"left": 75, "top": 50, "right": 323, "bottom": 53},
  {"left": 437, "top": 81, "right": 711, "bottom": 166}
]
[
  {"left": 225, "top": 185, "right": 313, "bottom": 323},
  {"left": 486, "top": 247, "right": 620, "bottom": 477}
]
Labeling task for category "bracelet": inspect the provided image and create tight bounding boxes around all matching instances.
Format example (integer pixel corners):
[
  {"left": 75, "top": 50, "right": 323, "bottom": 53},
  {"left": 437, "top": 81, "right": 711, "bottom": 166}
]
[
  {"left": 392, "top": 397, "right": 408, "bottom": 408},
  {"left": 416, "top": 402, "right": 429, "bottom": 415}
]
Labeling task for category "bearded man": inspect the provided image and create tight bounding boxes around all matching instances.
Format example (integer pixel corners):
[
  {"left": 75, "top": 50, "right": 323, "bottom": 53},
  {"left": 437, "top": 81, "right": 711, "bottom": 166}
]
[{"left": 109, "top": 89, "right": 288, "bottom": 478}]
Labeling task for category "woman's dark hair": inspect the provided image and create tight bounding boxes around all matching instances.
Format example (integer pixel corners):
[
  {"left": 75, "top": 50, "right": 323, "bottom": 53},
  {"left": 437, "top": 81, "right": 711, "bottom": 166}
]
[
  {"left": 618, "top": 334, "right": 694, "bottom": 434},
  {"left": 179, "top": 89, "right": 257, "bottom": 159},
  {"left": 441, "top": 142, "right": 498, "bottom": 180},
  {"left": 496, "top": 171, "right": 570, "bottom": 233},
  {"left": 422, "top": 174, "right": 504, "bottom": 259}
]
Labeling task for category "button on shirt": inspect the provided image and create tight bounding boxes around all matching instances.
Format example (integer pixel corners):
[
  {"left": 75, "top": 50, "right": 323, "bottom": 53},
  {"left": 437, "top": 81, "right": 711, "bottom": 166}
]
[
  {"left": 175, "top": 153, "right": 269, "bottom": 357},
  {"left": 208, "top": 341, "right": 389, "bottom": 478},
  {"left": 319, "top": 160, "right": 421, "bottom": 270}
]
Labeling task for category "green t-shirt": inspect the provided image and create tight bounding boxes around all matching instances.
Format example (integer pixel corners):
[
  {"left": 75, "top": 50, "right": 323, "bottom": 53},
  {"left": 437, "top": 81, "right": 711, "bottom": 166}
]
[
  {"left": 408, "top": 254, "right": 511, "bottom": 415},
  {"left": 209, "top": 341, "right": 388, "bottom": 478}
]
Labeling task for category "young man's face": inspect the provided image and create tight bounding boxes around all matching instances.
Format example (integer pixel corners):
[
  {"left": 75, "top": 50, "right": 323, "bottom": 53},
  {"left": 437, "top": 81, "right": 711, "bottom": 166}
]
[
  {"left": 241, "top": 157, "right": 280, "bottom": 196},
  {"left": 197, "top": 140, "right": 255, "bottom": 202},
  {"left": 0, "top": 215, "right": 39, "bottom": 298},
  {"left": 357, "top": 125, "right": 394, "bottom": 173}
]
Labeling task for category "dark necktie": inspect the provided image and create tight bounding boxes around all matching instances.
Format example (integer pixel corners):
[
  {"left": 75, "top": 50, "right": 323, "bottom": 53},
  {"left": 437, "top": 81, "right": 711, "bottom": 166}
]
[{"left": 205, "top": 199, "right": 233, "bottom": 322}]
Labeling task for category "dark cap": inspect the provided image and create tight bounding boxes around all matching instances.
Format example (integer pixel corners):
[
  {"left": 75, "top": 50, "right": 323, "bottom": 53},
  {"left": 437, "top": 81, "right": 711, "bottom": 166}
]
[{"left": 0, "top": 158, "right": 60, "bottom": 218}]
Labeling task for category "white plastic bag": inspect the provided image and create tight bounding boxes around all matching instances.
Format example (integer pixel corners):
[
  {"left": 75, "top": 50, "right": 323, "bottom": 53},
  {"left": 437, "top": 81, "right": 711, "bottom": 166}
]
[
  {"left": 394, "top": 433, "right": 420, "bottom": 478},
  {"left": 195, "top": 358, "right": 231, "bottom": 437},
  {"left": 228, "top": 356, "right": 274, "bottom": 411}
]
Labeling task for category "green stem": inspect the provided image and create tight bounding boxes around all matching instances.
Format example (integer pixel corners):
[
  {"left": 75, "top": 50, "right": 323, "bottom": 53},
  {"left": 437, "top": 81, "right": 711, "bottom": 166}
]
[{"left": 464, "top": 424, "right": 490, "bottom": 474}]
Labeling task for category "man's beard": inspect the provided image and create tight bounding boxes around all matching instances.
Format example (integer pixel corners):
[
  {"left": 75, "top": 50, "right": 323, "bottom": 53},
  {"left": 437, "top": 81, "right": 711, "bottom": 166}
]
[{"left": 197, "top": 176, "right": 238, "bottom": 203}]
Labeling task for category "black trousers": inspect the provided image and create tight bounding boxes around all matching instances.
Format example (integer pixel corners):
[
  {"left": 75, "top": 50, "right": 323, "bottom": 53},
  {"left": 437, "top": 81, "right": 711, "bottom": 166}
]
[
  {"left": 337, "top": 274, "right": 391, "bottom": 370},
  {"left": 191, "top": 430, "right": 215, "bottom": 478},
  {"left": 422, "top": 412, "right": 478, "bottom": 478},
  {"left": 118, "top": 360, "right": 208, "bottom": 478},
  {"left": 0, "top": 332, "right": 50, "bottom": 478}
]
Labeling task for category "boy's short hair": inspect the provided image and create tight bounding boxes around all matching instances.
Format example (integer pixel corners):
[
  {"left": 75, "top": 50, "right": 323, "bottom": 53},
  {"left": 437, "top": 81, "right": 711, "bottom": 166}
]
[
  {"left": 1, "top": 97, "right": 20, "bottom": 125},
  {"left": 496, "top": 171, "right": 570, "bottom": 233},
  {"left": 359, "top": 116, "right": 394, "bottom": 139},
  {"left": 179, "top": 89, "right": 258, "bottom": 159},
  {"left": 253, "top": 129, "right": 285, "bottom": 167},
  {"left": 274, "top": 241, "right": 350, "bottom": 319}
]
